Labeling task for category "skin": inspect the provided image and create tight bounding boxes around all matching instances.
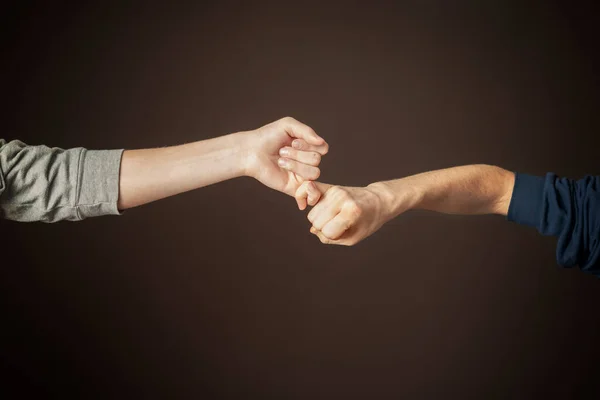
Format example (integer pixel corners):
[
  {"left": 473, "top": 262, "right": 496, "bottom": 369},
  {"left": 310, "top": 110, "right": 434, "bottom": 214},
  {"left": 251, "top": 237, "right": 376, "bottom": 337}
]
[
  {"left": 294, "top": 164, "right": 515, "bottom": 246},
  {"left": 117, "top": 117, "right": 329, "bottom": 210}
]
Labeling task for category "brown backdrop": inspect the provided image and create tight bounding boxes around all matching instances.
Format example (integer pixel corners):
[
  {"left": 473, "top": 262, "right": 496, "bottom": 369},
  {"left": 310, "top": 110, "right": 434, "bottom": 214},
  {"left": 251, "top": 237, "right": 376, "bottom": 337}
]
[{"left": 1, "top": 1, "right": 599, "bottom": 398}]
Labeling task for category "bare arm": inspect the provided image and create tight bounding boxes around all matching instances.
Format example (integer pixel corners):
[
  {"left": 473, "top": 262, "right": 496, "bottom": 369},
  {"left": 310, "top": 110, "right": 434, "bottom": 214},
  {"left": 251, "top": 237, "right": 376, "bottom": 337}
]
[
  {"left": 118, "top": 133, "right": 245, "bottom": 210},
  {"left": 371, "top": 164, "right": 516, "bottom": 218},
  {"left": 295, "top": 164, "right": 515, "bottom": 245},
  {"left": 118, "top": 117, "right": 328, "bottom": 210},
  {"left": 298, "top": 165, "right": 600, "bottom": 276}
]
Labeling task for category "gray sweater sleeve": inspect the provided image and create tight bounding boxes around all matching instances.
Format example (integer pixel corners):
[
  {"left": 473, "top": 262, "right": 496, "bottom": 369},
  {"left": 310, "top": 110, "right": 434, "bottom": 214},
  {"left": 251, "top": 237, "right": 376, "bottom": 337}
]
[{"left": 0, "top": 139, "right": 124, "bottom": 222}]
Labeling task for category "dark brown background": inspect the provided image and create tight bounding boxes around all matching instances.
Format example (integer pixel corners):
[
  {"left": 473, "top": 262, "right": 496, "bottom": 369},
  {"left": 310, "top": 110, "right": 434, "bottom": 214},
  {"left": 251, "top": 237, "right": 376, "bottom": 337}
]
[{"left": 1, "top": 1, "right": 599, "bottom": 398}]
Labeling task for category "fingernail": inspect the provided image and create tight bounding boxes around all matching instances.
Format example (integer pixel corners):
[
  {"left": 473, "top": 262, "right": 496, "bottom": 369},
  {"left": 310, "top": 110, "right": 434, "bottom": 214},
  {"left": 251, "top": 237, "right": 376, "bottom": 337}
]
[
  {"left": 279, "top": 148, "right": 289, "bottom": 156},
  {"left": 292, "top": 140, "right": 301, "bottom": 149},
  {"left": 278, "top": 158, "right": 289, "bottom": 168}
]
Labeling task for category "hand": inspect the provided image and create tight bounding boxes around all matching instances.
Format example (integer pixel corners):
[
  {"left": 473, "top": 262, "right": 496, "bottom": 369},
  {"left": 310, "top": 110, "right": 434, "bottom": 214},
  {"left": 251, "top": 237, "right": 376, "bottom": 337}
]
[
  {"left": 295, "top": 182, "right": 392, "bottom": 246},
  {"left": 243, "top": 117, "right": 329, "bottom": 196}
]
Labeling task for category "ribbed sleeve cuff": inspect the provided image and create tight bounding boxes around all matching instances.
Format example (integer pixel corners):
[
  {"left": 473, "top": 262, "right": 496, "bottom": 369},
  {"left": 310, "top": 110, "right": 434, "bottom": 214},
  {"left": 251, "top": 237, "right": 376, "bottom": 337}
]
[
  {"left": 506, "top": 172, "right": 545, "bottom": 228},
  {"left": 76, "top": 148, "right": 125, "bottom": 219}
]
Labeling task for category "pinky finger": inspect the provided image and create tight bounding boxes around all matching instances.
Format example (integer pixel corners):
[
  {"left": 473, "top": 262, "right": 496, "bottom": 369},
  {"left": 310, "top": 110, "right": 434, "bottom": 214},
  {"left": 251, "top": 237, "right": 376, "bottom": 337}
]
[
  {"left": 295, "top": 181, "right": 311, "bottom": 210},
  {"left": 306, "top": 182, "right": 322, "bottom": 206}
]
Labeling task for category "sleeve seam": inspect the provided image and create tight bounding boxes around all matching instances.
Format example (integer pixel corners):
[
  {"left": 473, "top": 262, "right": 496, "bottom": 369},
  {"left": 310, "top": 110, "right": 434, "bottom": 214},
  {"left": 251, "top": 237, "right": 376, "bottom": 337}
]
[
  {"left": 2, "top": 201, "right": 116, "bottom": 210},
  {"left": 74, "top": 148, "right": 85, "bottom": 221}
]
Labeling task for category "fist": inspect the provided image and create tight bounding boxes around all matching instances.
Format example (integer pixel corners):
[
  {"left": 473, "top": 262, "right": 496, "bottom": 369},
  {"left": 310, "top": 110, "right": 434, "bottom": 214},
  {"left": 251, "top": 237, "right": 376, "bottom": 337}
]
[{"left": 295, "top": 182, "right": 389, "bottom": 246}]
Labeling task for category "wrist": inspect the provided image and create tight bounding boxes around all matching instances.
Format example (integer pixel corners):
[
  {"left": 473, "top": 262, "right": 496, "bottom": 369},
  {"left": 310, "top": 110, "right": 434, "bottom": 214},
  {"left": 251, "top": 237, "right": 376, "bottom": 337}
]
[
  {"left": 366, "top": 181, "right": 396, "bottom": 222},
  {"left": 492, "top": 168, "right": 515, "bottom": 215},
  {"left": 231, "top": 130, "right": 256, "bottom": 178},
  {"left": 367, "top": 179, "right": 423, "bottom": 219}
]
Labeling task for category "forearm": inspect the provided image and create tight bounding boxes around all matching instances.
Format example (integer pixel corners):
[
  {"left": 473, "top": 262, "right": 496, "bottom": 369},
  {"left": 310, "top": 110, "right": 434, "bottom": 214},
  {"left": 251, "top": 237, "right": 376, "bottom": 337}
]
[
  {"left": 369, "top": 164, "right": 515, "bottom": 219},
  {"left": 117, "top": 132, "right": 249, "bottom": 210}
]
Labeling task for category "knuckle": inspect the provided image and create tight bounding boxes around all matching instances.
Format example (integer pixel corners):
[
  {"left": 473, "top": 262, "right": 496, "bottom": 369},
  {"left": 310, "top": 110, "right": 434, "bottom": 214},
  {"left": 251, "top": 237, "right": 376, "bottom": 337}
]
[
  {"left": 346, "top": 201, "right": 362, "bottom": 217},
  {"left": 307, "top": 212, "right": 315, "bottom": 223},
  {"left": 308, "top": 167, "right": 320, "bottom": 180},
  {"left": 321, "top": 143, "right": 329, "bottom": 155},
  {"left": 330, "top": 186, "right": 343, "bottom": 195},
  {"left": 335, "top": 187, "right": 350, "bottom": 200},
  {"left": 311, "top": 152, "right": 321, "bottom": 164}
]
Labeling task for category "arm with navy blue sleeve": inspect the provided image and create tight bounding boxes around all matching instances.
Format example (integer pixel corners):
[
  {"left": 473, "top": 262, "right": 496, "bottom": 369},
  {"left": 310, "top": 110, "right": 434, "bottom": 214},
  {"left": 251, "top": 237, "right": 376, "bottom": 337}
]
[{"left": 507, "top": 173, "right": 600, "bottom": 274}]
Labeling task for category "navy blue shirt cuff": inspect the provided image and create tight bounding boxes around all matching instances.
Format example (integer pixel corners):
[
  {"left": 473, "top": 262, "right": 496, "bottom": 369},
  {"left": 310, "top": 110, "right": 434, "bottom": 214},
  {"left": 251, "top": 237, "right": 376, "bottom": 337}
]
[{"left": 507, "top": 173, "right": 545, "bottom": 229}]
